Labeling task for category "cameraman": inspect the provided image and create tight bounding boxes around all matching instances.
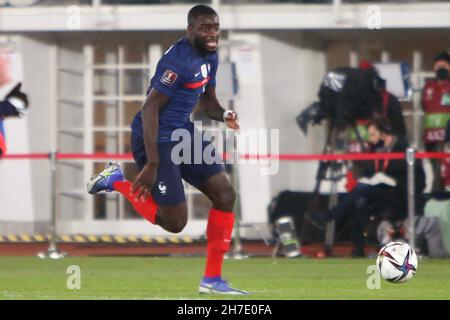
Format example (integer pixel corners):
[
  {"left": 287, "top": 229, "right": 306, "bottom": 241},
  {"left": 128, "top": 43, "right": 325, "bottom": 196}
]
[{"left": 308, "top": 118, "right": 425, "bottom": 257}]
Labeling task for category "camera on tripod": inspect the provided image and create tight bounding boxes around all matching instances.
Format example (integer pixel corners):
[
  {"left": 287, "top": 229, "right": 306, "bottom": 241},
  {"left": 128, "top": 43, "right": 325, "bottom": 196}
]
[{"left": 297, "top": 66, "right": 386, "bottom": 135}]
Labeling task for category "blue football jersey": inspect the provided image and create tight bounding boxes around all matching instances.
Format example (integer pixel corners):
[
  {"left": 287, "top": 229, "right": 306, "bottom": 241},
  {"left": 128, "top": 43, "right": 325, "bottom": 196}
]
[{"left": 131, "top": 37, "right": 218, "bottom": 143}]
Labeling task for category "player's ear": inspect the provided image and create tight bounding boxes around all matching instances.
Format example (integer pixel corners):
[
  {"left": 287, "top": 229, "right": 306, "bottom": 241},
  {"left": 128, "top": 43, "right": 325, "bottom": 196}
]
[{"left": 187, "top": 24, "right": 193, "bottom": 37}]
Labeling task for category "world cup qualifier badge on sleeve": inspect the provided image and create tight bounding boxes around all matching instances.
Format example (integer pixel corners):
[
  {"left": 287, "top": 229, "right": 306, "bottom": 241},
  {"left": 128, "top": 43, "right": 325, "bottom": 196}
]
[{"left": 161, "top": 70, "right": 178, "bottom": 86}]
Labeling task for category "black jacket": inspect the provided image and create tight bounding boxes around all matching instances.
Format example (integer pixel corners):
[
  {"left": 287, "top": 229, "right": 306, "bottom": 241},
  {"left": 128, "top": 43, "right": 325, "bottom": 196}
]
[
  {"left": 382, "top": 92, "right": 407, "bottom": 139},
  {"left": 357, "top": 138, "right": 425, "bottom": 193},
  {"left": 354, "top": 137, "right": 426, "bottom": 218}
]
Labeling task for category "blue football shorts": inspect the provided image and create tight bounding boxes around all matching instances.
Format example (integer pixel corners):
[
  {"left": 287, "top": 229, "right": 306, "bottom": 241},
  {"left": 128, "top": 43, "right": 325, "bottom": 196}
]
[{"left": 130, "top": 132, "right": 224, "bottom": 206}]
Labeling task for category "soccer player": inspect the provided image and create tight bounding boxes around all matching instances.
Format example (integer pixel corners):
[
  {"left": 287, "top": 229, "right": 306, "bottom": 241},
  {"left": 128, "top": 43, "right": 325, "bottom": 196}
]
[{"left": 87, "top": 5, "right": 247, "bottom": 295}]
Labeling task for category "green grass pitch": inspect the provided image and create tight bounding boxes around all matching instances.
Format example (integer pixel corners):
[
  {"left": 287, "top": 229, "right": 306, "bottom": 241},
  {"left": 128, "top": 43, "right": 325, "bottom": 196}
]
[{"left": 0, "top": 256, "right": 449, "bottom": 300}]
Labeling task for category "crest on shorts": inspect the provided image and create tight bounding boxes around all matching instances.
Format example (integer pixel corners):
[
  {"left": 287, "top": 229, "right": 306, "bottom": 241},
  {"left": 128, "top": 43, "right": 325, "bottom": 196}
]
[
  {"left": 160, "top": 69, "right": 178, "bottom": 86},
  {"left": 158, "top": 181, "right": 167, "bottom": 195}
]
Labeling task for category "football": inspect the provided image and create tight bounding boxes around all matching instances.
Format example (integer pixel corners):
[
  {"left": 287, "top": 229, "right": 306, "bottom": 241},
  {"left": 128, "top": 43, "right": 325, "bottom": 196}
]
[{"left": 376, "top": 241, "right": 418, "bottom": 283}]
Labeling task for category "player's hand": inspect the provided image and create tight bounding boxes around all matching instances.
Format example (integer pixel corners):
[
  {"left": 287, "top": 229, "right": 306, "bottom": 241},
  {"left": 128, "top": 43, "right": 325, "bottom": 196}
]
[
  {"left": 223, "top": 110, "right": 240, "bottom": 132},
  {"left": 132, "top": 162, "right": 158, "bottom": 201}
]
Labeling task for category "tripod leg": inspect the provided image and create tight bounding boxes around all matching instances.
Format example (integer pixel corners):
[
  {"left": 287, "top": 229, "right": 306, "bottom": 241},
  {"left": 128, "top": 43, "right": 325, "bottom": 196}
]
[
  {"left": 324, "top": 222, "right": 335, "bottom": 255},
  {"left": 323, "top": 126, "right": 340, "bottom": 256},
  {"left": 305, "top": 122, "right": 335, "bottom": 216},
  {"left": 324, "top": 171, "right": 339, "bottom": 255}
]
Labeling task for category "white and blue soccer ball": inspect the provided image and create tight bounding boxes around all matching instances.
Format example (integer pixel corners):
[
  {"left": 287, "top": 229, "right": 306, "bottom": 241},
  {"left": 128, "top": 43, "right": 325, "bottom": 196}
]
[{"left": 376, "top": 241, "right": 418, "bottom": 283}]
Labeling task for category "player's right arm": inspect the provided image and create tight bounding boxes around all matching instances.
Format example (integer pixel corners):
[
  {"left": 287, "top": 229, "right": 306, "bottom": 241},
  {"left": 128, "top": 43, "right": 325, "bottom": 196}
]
[
  {"left": 132, "top": 51, "right": 185, "bottom": 199},
  {"left": 132, "top": 88, "right": 170, "bottom": 199}
]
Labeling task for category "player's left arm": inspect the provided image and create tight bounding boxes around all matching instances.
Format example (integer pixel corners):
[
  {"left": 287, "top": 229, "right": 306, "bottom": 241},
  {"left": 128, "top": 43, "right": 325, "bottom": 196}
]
[{"left": 198, "top": 85, "right": 240, "bottom": 131}]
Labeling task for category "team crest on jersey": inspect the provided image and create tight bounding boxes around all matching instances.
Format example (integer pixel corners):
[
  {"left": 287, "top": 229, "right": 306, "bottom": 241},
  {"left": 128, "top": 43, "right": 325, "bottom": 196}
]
[
  {"left": 161, "top": 69, "right": 178, "bottom": 86},
  {"left": 201, "top": 64, "right": 208, "bottom": 79}
]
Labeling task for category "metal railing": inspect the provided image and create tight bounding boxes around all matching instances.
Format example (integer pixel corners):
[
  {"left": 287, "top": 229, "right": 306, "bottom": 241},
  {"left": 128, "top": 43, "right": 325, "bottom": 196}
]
[{"left": 4, "top": 149, "right": 446, "bottom": 258}]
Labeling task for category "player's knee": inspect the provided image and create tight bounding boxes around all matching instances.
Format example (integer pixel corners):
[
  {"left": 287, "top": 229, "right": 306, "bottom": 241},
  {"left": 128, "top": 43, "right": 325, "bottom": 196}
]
[
  {"left": 213, "top": 186, "right": 236, "bottom": 211},
  {"left": 167, "top": 217, "right": 187, "bottom": 234}
]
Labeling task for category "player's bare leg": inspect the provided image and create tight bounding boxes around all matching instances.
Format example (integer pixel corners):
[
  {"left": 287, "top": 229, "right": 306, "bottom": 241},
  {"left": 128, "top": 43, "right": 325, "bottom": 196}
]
[
  {"left": 196, "top": 171, "right": 248, "bottom": 295},
  {"left": 197, "top": 171, "right": 236, "bottom": 212},
  {"left": 155, "top": 202, "right": 188, "bottom": 233},
  {"left": 86, "top": 160, "right": 246, "bottom": 295}
]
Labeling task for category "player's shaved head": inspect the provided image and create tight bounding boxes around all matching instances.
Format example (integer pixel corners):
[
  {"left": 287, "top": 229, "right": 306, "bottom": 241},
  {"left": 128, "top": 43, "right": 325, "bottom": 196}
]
[{"left": 187, "top": 5, "right": 218, "bottom": 26}]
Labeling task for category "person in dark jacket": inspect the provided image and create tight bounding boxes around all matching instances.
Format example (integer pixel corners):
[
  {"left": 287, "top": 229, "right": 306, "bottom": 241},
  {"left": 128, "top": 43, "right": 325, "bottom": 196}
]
[{"left": 307, "top": 118, "right": 425, "bottom": 257}]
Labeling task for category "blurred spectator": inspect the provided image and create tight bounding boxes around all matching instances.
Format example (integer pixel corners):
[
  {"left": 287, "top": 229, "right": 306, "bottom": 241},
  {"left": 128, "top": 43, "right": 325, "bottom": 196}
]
[
  {"left": 0, "top": 52, "right": 29, "bottom": 157},
  {"left": 442, "top": 121, "right": 450, "bottom": 190},
  {"left": 421, "top": 50, "right": 450, "bottom": 192},
  {"left": 308, "top": 118, "right": 425, "bottom": 257}
]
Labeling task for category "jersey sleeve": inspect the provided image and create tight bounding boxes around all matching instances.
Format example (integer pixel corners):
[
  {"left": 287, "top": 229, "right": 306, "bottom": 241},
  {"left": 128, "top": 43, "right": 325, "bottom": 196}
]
[{"left": 150, "top": 57, "right": 187, "bottom": 98}]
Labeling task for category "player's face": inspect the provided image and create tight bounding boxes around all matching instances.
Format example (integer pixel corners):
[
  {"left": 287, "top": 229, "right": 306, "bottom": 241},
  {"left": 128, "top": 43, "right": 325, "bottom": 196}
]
[
  {"left": 368, "top": 125, "right": 382, "bottom": 145},
  {"left": 433, "top": 60, "right": 450, "bottom": 73},
  {"left": 189, "top": 15, "right": 220, "bottom": 53}
]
